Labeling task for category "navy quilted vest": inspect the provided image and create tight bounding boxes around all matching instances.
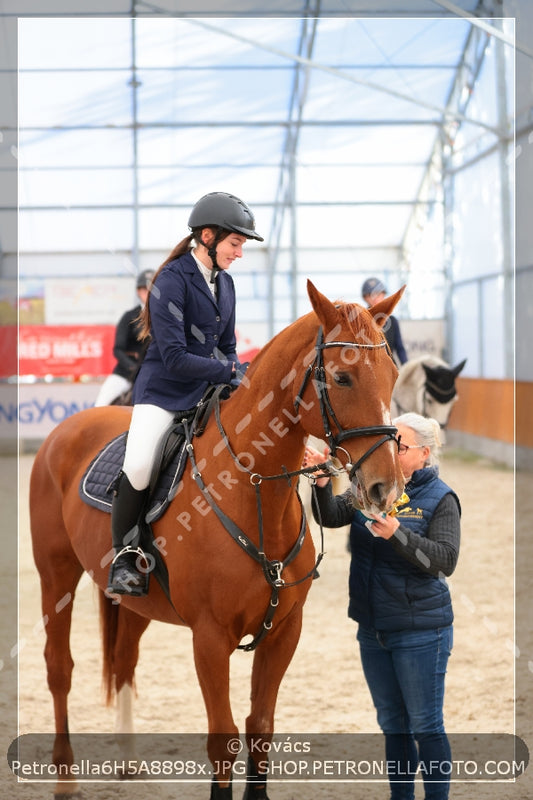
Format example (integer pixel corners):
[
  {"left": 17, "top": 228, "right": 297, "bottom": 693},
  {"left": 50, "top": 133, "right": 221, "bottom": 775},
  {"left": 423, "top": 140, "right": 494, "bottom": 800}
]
[{"left": 348, "top": 466, "right": 457, "bottom": 631}]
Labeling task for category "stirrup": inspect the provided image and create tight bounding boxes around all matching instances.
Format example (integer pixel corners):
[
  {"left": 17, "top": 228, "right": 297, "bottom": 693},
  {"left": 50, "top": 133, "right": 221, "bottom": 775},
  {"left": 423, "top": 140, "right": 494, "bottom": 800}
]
[
  {"left": 107, "top": 546, "right": 150, "bottom": 597},
  {"left": 110, "top": 545, "right": 146, "bottom": 565}
]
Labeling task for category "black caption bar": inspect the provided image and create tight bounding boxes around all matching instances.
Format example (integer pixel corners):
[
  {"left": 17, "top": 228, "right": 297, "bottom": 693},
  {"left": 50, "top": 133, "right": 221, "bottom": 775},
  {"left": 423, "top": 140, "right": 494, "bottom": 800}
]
[{"left": 7, "top": 733, "right": 529, "bottom": 783}]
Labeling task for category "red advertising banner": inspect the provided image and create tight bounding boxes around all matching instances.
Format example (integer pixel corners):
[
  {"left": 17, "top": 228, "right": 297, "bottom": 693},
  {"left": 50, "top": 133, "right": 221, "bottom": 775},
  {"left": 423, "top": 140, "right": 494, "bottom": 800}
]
[
  {"left": 18, "top": 325, "right": 116, "bottom": 378},
  {"left": 0, "top": 325, "right": 17, "bottom": 378},
  {"left": 5, "top": 325, "right": 262, "bottom": 380}
]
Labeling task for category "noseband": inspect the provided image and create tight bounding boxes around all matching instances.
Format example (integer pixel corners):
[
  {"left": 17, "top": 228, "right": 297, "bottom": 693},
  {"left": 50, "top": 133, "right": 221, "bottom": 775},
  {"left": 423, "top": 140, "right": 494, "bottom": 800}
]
[{"left": 294, "top": 327, "right": 397, "bottom": 479}]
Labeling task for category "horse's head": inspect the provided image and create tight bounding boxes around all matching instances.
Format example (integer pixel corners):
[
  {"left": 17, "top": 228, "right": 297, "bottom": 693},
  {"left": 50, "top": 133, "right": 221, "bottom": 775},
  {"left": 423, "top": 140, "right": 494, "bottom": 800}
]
[
  {"left": 421, "top": 358, "right": 466, "bottom": 428},
  {"left": 297, "top": 280, "right": 405, "bottom": 513}
]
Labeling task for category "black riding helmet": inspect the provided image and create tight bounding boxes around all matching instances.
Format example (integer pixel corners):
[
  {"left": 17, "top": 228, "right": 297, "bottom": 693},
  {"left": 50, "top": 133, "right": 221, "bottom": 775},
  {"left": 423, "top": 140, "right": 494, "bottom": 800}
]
[
  {"left": 189, "top": 192, "right": 264, "bottom": 281},
  {"left": 189, "top": 192, "right": 264, "bottom": 241},
  {"left": 136, "top": 269, "right": 155, "bottom": 289}
]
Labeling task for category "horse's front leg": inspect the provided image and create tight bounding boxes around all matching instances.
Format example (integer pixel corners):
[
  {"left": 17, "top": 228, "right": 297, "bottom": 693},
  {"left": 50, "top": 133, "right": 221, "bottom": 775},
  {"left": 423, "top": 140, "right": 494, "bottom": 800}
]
[
  {"left": 243, "top": 602, "right": 304, "bottom": 800},
  {"left": 192, "top": 623, "right": 239, "bottom": 799}
]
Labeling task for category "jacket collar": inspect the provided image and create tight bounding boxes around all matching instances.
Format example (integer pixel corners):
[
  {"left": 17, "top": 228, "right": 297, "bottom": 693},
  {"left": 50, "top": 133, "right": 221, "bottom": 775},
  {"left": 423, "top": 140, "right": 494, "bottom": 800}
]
[
  {"left": 181, "top": 251, "right": 219, "bottom": 307},
  {"left": 407, "top": 465, "right": 439, "bottom": 489}
]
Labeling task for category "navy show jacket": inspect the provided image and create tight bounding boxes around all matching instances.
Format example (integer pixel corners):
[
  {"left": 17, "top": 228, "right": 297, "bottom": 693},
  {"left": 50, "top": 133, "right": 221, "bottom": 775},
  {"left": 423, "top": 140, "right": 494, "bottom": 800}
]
[{"left": 132, "top": 252, "right": 238, "bottom": 411}]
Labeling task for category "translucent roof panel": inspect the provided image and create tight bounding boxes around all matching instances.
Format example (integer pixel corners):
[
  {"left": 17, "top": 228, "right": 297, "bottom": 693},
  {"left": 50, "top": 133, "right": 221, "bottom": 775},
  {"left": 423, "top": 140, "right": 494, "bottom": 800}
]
[
  {"left": 304, "top": 18, "right": 471, "bottom": 122},
  {"left": 136, "top": 17, "right": 302, "bottom": 68},
  {"left": 297, "top": 124, "right": 437, "bottom": 166},
  {"left": 136, "top": 67, "right": 295, "bottom": 124},
  {"left": 297, "top": 164, "right": 424, "bottom": 204},
  {"left": 311, "top": 17, "right": 471, "bottom": 65},
  {"left": 16, "top": 12, "right": 506, "bottom": 264},
  {"left": 19, "top": 70, "right": 133, "bottom": 127},
  {"left": 19, "top": 128, "right": 134, "bottom": 168},
  {"left": 138, "top": 166, "right": 279, "bottom": 207},
  {"left": 294, "top": 205, "right": 412, "bottom": 249},
  {"left": 135, "top": 125, "right": 286, "bottom": 169},
  {"left": 17, "top": 17, "right": 132, "bottom": 69}
]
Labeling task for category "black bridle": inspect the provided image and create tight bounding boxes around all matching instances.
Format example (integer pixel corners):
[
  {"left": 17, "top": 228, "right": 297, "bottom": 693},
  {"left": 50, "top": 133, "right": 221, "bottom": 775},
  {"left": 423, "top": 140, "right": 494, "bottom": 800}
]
[{"left": 294, "top": 327, "right": 398, "bottom": 480}]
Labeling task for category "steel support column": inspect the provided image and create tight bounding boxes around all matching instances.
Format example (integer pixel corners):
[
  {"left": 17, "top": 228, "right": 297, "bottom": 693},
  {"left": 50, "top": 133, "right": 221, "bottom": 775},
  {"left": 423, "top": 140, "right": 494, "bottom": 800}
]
[{"left": 266, "top": 4, "right": 319, "bottom": 337}]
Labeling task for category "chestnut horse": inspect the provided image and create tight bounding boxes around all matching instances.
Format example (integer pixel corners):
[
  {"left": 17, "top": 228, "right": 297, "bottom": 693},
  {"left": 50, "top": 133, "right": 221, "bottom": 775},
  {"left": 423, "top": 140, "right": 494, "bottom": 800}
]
[{"left": 29, "top": 281, "right": 405, "bottom": 799}]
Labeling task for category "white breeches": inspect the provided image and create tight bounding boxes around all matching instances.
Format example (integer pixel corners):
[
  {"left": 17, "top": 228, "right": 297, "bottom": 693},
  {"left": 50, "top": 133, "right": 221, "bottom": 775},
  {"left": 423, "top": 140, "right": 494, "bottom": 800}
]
[
  {"left": 122, "top": 404, "right": 175, "bottom": 490},
  {"left": 94, "top": 374, "right": 132, "bottom": 407}
]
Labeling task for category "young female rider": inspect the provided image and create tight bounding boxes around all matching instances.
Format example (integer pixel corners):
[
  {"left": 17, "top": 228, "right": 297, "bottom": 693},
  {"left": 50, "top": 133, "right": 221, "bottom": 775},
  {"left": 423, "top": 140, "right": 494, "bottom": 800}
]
[{"left": 107, "top": 192, "right": 263, "bottom": 596}]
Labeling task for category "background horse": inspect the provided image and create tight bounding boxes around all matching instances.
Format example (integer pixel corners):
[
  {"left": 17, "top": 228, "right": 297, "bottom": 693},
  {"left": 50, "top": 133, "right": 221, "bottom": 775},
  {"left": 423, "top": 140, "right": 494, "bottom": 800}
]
[
  {"left": 391, "top": 354, "right": 467, "bottom": 429},
  {"left": 29, "top": 281, "right": 405, "bottom": 800}
]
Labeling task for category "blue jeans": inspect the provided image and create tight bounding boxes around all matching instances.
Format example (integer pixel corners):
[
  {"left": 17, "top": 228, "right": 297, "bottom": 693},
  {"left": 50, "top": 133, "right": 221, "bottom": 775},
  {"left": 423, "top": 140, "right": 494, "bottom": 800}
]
[{"left": 357, "top": 624, "right": 453, "bottom": 800}]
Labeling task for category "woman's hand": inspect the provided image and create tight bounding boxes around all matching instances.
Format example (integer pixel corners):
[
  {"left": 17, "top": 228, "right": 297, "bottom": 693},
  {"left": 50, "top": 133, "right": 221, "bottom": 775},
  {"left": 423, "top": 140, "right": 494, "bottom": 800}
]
[
  {"left": 366, "top": 513, "right": 400, "bottom": 540},
  {"left": 302, "top": 443, "right": 331, "bottom": 487}
]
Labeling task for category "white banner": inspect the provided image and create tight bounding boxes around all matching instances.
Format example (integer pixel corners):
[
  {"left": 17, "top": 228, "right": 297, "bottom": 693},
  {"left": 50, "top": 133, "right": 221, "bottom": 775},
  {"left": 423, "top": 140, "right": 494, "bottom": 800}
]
[
  {"left": 400, "top": 319, "right": 445, "bottom": 360},
  {"left": 45, "top": 278, "right": 135, "bottom": 325},
  {"left": 1, "top": 382, "right": 103, "bottom": 441}
]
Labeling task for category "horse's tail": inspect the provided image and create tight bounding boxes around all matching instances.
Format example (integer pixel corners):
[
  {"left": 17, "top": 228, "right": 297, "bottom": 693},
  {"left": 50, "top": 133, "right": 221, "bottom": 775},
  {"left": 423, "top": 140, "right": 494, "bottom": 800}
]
[{"left": 99, "top": 589, "right": 120, "bottom": 706}]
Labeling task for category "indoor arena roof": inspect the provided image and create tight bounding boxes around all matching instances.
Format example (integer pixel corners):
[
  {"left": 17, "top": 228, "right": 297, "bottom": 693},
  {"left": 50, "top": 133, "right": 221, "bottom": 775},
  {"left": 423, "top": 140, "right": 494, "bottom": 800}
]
[{"left": 7, "top": 1, "right": 513, "bottom": 261}]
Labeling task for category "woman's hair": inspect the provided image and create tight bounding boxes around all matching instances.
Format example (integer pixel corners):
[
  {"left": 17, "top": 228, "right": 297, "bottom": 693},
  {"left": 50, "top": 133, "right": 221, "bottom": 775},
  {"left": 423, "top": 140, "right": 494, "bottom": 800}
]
[
  {"left": 136, "top": 226, "right": 231, "bottom": 340},
  {"left": 393, "top": 412, "right": 442, "bottom": 466}
]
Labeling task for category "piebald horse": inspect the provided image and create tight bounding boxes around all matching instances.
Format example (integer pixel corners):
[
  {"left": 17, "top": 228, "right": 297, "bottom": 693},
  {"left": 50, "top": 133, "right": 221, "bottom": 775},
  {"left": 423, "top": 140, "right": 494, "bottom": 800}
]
[
  {"left": 29, "top": 281, "right": 405, "bottom": 799},
  {"left": 391, "top": 354, "right": 467, "bottom": 429}
]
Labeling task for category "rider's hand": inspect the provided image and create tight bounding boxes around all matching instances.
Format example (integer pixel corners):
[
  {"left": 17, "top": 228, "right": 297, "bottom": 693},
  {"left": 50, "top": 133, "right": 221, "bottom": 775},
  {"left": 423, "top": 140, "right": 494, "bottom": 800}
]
[{"left": 230, "top": 361, "right": 250, "bottom": 391}]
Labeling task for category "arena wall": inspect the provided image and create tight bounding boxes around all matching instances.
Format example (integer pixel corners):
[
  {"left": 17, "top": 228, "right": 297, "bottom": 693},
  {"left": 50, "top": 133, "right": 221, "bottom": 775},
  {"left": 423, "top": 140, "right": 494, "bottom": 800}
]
[{"left": 447, "top": 377, "right": 533, "bottom": 469}]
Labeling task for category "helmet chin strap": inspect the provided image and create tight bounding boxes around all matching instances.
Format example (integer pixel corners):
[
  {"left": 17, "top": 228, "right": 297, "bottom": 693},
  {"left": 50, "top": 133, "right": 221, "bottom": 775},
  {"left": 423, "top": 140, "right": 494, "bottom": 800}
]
[
  {"left": 198, "top": 227, "right": 224, "bottom": 283},
  {"left": 208, "top": 255, "right": 220, "bottom": 284}
]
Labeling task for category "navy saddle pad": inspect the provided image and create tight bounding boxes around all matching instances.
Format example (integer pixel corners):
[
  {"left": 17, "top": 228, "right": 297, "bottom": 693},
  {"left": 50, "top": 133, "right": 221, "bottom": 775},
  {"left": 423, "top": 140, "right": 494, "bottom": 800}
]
[{"left": 79, "top": 430, "right": 188, "bottom": 523}]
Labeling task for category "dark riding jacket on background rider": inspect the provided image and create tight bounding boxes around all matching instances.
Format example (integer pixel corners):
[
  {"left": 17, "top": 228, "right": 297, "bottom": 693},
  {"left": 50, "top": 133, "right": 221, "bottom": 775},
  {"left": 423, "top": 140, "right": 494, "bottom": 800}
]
[
  {"left": 132, "top": 252, "right": 240, "bottom": 411},
  {"left": 112, "top": 305, "right": 149, "bottom": 382},
  {"left": 383, "top": 315, "right": 408, "bottom": 366}
]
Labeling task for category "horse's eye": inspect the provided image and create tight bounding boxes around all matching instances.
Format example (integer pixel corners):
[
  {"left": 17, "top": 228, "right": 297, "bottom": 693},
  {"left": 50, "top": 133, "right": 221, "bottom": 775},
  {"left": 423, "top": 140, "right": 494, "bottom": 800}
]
[{"left": 334, "top": 372, "right": 352, "bottom": 387}]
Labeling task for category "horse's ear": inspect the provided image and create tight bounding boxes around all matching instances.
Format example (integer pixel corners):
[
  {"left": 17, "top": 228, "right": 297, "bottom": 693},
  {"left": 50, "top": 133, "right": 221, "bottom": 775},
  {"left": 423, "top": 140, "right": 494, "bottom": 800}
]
[
  {"left": 453, "top": 358, "right": 467, "bottom": 377},
  {"left": 422, "top": 363, "right": 436, "bottom": 380},
  {"left": 307, "top": 280, "right": 340, "bottom": 333},
  {"left": 367, "top": 286, "right": 406, "bottom": 328}
]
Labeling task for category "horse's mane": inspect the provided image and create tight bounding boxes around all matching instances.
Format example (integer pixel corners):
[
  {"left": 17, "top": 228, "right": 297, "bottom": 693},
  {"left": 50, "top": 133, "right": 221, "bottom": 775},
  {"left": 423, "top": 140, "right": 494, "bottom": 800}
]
[
  {"left": 246, "top": 300, "right": 384, "bottom": 380},
  {"left": 334, "top": 301, "right": 384, "bottom": 344}
]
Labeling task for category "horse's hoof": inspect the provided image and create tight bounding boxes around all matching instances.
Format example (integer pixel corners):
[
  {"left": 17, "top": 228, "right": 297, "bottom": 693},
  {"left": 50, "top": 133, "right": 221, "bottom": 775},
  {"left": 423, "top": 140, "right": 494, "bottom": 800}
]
[
  {"left": 242, "top": 786, "right": 269, "bottom": 800},
  {"left": 210, "top": 777, "right": 233, "bottom": 799},
  {"left": 242, "top": 755, "right": 269, "bottom": 799},
  {"left": 54, "top": 792, "right": 83, "bottom": 800}
]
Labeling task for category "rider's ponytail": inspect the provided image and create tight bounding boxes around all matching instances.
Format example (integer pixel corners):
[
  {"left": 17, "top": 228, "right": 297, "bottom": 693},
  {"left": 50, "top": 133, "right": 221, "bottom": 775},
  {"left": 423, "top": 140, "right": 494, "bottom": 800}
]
[{"left": 136, "top": 232, "right": 196, "bottom": 341}]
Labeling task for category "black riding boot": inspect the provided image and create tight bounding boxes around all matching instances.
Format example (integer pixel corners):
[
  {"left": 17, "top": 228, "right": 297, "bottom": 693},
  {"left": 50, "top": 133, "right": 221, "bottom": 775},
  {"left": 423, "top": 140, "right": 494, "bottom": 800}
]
[{"left": 107, "top": 471, "right": 150, "bottom": 597}]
